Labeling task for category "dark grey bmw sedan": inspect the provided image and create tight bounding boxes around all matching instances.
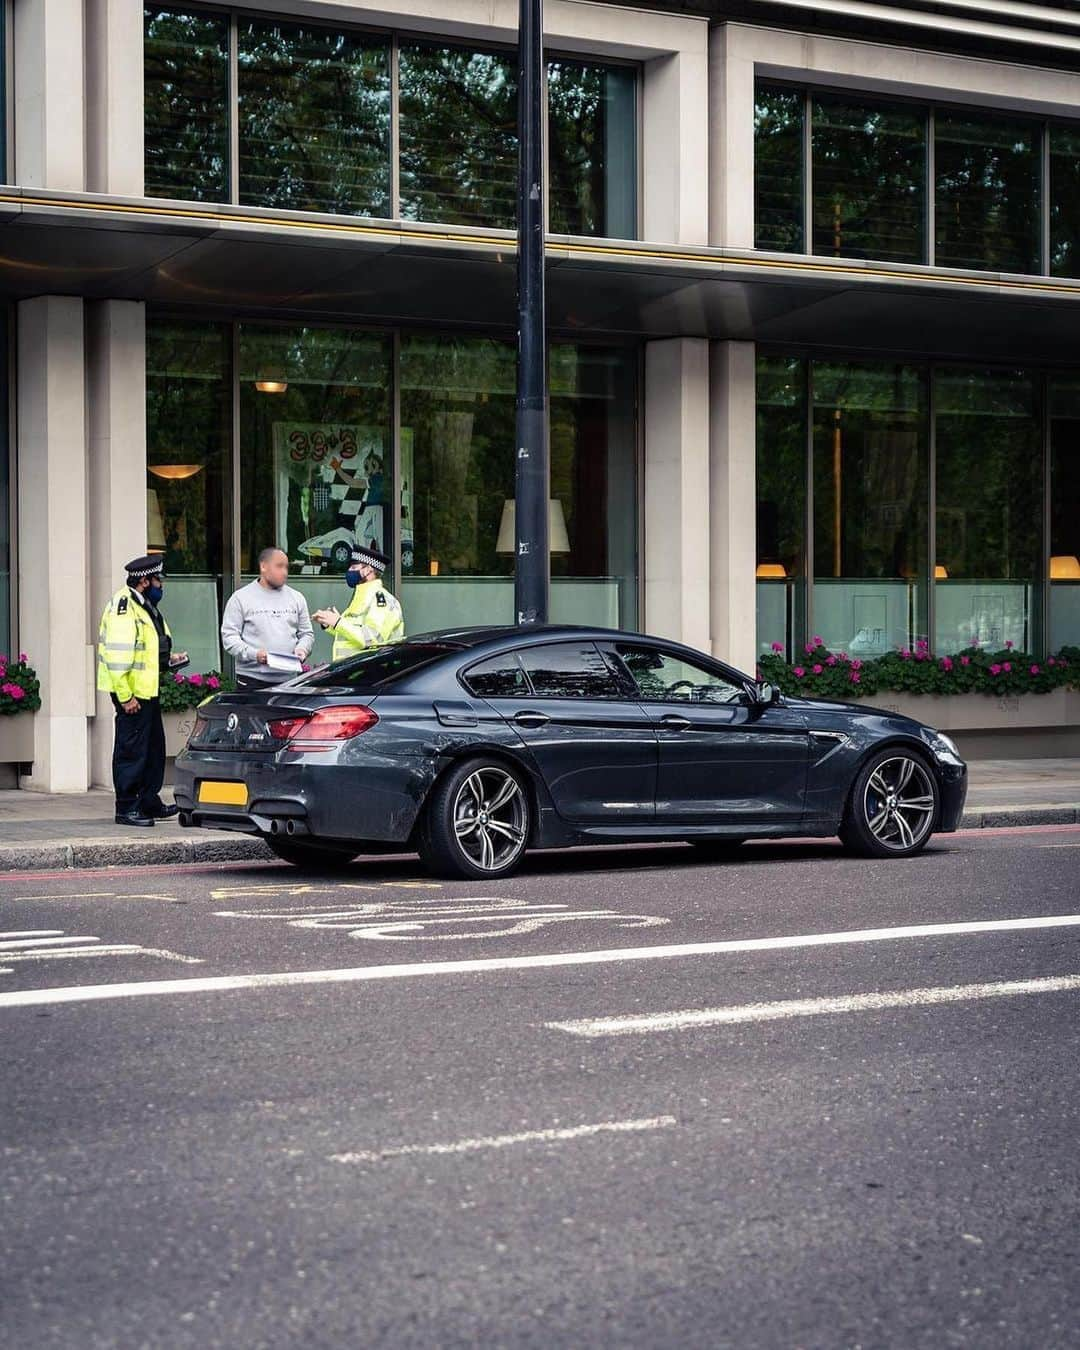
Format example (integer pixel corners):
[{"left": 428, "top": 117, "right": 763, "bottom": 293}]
[{"left": 173, "top": 625, "right": 968, "bottom": 879}]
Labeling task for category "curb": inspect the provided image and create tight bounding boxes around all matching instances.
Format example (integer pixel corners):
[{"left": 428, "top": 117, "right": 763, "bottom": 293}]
[
  {"left": 0, "top": 834, "right": 272, "bottom": 873},
  {"left": 0, "top": 807, "right": 1077, "bottom": 873}
]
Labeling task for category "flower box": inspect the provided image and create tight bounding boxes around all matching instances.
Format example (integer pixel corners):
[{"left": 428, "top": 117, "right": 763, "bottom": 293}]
[
  {"left": 0, "top": 713, "right": 35, "bottom": 764},
  {"left": 859, "top": 688, "right": 1080, "bottom": 733},
  {"left": 163, "top": 708, "right": 199, "bottom": 758}
]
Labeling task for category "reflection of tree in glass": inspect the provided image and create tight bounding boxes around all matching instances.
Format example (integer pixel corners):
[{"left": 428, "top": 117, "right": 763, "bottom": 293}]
[
  {"left": 144, "top": 8, "right": 229, "bottom": 202},
  {"left": 238, "top": 20, "right": 391, "bottom": 216},
  {"left": 548, "top": 62, "right": 612, "bottom": 237},
  {"left": 399, "top": 45, "right": 517, "bottom": 228},
  {"left": 754, "top": 86, "right": 805, "bottom": 253}
]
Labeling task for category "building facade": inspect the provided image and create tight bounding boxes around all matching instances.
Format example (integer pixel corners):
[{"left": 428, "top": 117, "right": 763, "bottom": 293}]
[{"left": 1, "top": 0, "right": 1079, "bottom": 790}]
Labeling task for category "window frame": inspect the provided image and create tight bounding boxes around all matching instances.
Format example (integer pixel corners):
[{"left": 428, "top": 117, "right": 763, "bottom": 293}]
[
  {"left": 754, "top": 75, "right": 1063, "bottom": 277},
  {"left": 144, "top": 3, "right": 641, "bottom": 237}
]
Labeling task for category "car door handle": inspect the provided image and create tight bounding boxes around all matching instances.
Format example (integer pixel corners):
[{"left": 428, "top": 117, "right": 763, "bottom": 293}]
[
  {"left": 660, "top": 714, "right": 691, "bottom": 730},
  {"left": 513, "top": 710, "right": 550, "bottom": 728}
]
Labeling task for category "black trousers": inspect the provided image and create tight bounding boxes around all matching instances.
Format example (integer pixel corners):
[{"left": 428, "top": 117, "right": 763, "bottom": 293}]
[{"left": 111, "top": 694, "right": 166, "bottom": 817}]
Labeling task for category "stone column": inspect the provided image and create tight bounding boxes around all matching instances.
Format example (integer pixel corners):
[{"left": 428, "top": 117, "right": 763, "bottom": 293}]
[
  {"left": 87, "top": 302, "right": 148, "bottom": 789},
  {"left": 709, "top": 340, "right": 757, "bottom": 674},
  {"left": 17, "top": 298, "right": 91, "bottom": 792},
  {"left": 643, "top": 338, "right": 711, "bottom": 651},
  {"left": 85, "top": 0, "right": 145, "bottom": 196},
  {"left": 14, "top": 0, "right": 86, "bottom": 189},
  {"left": 708, "top": 25, "right": 756, "bottom": 248},
  {"left": 642, "top": 44, "right": 710, "bottom": 244}
]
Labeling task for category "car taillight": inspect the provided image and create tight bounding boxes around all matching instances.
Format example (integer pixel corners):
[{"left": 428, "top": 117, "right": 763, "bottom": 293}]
[{"left": 268, "top": 706, "right": 378, "bottom": 750}]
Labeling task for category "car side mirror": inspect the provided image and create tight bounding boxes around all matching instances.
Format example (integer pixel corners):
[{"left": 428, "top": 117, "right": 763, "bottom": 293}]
[{"left": 753, "top": 681, "right": 780, "bottom": 707}]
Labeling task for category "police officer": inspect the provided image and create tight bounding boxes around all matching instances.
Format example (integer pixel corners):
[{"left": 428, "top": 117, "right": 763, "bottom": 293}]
[
  {"left": 313, "top": 544, "right": 404, "bottom": 661},
  {"left": 97, "top": 556, "right": 187, "bottom": 827}
]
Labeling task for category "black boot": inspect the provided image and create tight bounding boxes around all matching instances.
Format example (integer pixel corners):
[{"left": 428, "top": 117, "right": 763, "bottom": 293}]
[{"left": 115, "top": 810, "right": 155, "bottom": 828}]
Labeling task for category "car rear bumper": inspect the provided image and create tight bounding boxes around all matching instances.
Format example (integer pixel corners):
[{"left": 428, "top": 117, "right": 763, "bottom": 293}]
[{"left": 173, "top": 748, "right": 434, "bottom": 844}]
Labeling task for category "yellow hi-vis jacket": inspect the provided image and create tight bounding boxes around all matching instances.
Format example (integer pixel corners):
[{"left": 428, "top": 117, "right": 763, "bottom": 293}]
[
  {"left": 331, "top": 578, "right": 405, "bottom": 662},
  {"left": 96, "top": 587, "right": 171, "bottom": 701}
]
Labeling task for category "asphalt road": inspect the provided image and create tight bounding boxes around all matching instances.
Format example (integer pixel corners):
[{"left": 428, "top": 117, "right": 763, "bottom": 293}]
[{"left": 3, "top": 826, "right": 1080, "bottom": 1349}]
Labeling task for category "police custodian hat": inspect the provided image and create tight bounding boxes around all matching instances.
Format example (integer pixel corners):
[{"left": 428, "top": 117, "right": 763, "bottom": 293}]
[
  {"left": 125, "top": 555, "right": 166, "bottom": 580},
  {"left": 350, "top": 544, "right": 389, "bottom": 573}
]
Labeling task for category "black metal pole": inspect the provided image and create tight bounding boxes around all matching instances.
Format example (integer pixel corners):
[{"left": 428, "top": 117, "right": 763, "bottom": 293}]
[{"left": 514, "top": 0, "right": 548, "bottom": 625}]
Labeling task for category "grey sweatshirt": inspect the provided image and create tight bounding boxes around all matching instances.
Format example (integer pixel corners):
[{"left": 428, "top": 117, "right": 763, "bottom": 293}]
[{"left": 221, "top": 580, "right": 314, "bottom": 684}]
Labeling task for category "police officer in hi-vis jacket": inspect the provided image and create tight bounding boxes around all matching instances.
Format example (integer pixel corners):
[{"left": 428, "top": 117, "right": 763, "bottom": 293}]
[
  {"left": 313, "top": 544, "right": 404, "bottom": 662},
  {"left": 97, "top": 556, "right": 187, "bottom": 827}
]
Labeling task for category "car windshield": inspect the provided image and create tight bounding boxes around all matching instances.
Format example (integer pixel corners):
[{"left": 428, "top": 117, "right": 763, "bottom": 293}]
[{"left": 297, "top": 643, "right": 460, "bottom": 690}]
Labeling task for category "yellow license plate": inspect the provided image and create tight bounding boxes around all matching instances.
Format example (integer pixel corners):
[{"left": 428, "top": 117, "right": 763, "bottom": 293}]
[{"left": 198, "top": 780, "right": 249, "bottom": 807}]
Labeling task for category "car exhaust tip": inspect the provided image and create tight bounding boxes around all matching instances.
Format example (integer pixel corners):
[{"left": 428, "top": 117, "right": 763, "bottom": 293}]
[
  {"left": 285, "top": 818, "right": 296, "bottom": 835},
  {"left": 178, "top": 811, "right": 193, "bottom": 828},
  {"left": 269, "top": 819, "right": 281, "bottom": 835}
]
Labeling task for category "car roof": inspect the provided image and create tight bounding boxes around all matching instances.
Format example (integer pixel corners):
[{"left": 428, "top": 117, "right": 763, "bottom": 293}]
[{"left": 405, "top": 624, "right": 644, "bottom": 649}]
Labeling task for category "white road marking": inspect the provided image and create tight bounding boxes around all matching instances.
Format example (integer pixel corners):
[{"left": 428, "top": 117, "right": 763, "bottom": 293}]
[
  {"left": 330, "top": 1115, "right": 678, "bottom": 1164},
  {"left": 548, "top": 975, "right": 1080, "bottom": 1038},
  {"left": 0, "top": 935, "right": 102, "bottom": 950},
  {"left": 2, "top": 911, "right": 1080, "bottom": 1009},
  {"left": 0, "top": 928, "right": 202, "bottom": 976},
  {"left": 0, "top": 930, "right": 65, "bottom": 940},
  {"left": 215, "top": 896, "right": 668, "bottom": 941}
]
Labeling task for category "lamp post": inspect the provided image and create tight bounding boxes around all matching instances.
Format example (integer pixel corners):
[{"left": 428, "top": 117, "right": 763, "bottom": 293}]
[{"left": 514, "top": 0, "right": 549, "bottom": 625}]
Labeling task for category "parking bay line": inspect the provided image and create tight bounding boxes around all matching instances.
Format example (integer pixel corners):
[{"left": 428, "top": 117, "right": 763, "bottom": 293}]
[
  {"left": 548, "top": 974, "right": 1080, "bottom": 1038},
  {"left": 3, "top": 912, "right": 1080, "bottom": 1010},
  {"left": 330, "top": 1115, "right": 678, "bottom": 1165}
]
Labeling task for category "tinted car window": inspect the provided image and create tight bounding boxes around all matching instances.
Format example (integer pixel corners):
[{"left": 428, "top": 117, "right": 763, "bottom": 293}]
[
  {"left": 518, "top": 642, "right": 622, "bottom": 698},
  {"left": 615, "top": 644, "right": 744, "bottom": 704},
  {"left": 463, "top": 653, "right": 529, "bottom": 698},
  {"left": 301, "top": 642, "right": 458, "bottom": 688}
]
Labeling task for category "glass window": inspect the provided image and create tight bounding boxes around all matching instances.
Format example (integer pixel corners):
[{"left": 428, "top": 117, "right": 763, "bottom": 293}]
[
  {"left": 935, "top": 112, "right": 1040, "bottom": 274},
  {"left": 237, "top": 19, "right": 391, "bottom": 217},
  {"left": 615, "top": 645, "right": 743, "bottom": 703},
  {"left": 812, "top": 94, "right": 926, "bottom": 264},
  {"left": 238, "top": 326, "right": 393, "bottom": 665},
  {"left": 1050, "top": 125, "right": 1080, "bottom": 279},
  {"left": 146, "top": 319, "right": 231, "bottom": 674},
  {"left": 756, "top": 356, "right": 807, "bottom": 658},
  {"left": 144, "top": 6, "right": 229, "bottom": 202},
  {"left": 547, "top": 60, "right": 636, "bottom": 239},
  {"left": 463, "top": 652, "right": 529, "bottom": 698},
  {"left": 813, "top": 362, "right": 928, "bottom": 656},
  {"left": 303, "top": 641, "right": 457, "bottom": 688},
  {"left": 934, "top": 367, "right": 1042, "bottom": 652},
  {"left": 399, "top": 336, "right": 637, "bottom": 635},
  {"left": 1049, "top": 375, "right": 1080, "bottom": 650},
  {"left": 398, "top": 43, "right": 517, "bottom": 228},
  {"left": 517, "top": 642, "right": 621, "bottom": 698},
  {"left": 754, "top": 84, "right": 805, "bottom": 253}
]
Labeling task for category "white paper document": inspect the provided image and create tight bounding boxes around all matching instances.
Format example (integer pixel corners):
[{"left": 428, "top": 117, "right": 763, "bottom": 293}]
[{"left": 266, "top": 652, "right": 304, "bottom": 675}]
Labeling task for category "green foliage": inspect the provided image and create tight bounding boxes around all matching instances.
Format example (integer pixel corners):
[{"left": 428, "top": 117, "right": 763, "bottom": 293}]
[
  {"left": 159, "top": 670, "right": 234, "bottom": 712},
  {"left": 0, "top": 655, "right": 41, "bottom": 716},
  {"left": 759, "top": 641, "right": 1080, "bottom": 702}
]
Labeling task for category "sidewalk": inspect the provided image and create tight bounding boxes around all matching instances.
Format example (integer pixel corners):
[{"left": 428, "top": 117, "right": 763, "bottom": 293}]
[{"left": 1, "top": 759, "right": 1078, "bottom": 873}]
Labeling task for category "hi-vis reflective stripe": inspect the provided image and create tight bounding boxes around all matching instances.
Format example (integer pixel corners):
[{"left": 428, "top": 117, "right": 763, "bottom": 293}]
[{"left": 103, "top": 660, "right": 135, "bottom": 672}]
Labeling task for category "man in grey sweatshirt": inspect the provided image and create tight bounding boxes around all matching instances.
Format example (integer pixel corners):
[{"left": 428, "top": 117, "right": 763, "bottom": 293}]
[{"left": 221, "top": 547, "right": 315, "bottom": 690}]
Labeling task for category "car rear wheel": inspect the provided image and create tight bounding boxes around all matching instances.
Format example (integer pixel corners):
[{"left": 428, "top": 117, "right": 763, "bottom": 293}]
[
  {"left": 265, "top": 836, "right": 358, "bottom": 869},
  {"left": 418, "top": 758, "right": 530, "bottom": 880},
  {"left": 840, "top": 748, "right": 938, "bottom": 858}
]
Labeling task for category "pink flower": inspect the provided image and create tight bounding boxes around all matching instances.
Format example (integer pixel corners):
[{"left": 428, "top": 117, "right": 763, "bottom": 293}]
[
  {"left": 2, "top": 683, "right": 24, "bottom": 701},
  {"left": 1002, "top": 662, "right": 1012, "bottom": 673},
  {"left": 189, "top": 673, "right": 203, "bottom": 687},
  {"left": 771, "top": 641, "right": 784, "bottom": 653},
  {"left": 18, "top": 652, "right": 27, "bottom": 664},
  {"left": 851, "top": 671, "right": 861, "bottom": 684},
  {"left": 989, "top": 664, "right": 1002, "bottom": 675},
  {"left": 825, "top": 656, "right": 837, "bottom": 667},
  {"left": 793, "top": 666, "right": 805, "bottom": 678},
  {"left": 915, "top": 639, "right": 929, "bottom": 652},
  {"left": 174, "top": 671, "right": 185, "bottom": 684},
  {"left": 811, "top": 636, "right": 823, "bottom": 647},
  {"left": 804, "top": 644, "right": 815, "bottom": 655},
  {"left": 851, "top": 658, "right": 862, "bottom": 670},
  {"left": 1030, "top": 664, "right": 1041, "bottom": 676},
  {"left": 812, "top": 664, "right": 823, "bottom": 675},
  {"left": 940, "top": 657, "right": 953, "bottom": 671},
  {"left": 1004, "top": 640, "right": 1013, "bottom": 650},
  {"left": 901, "top": 648, "right": 911, "bottom": 660},
  {"left": 960, "top": 655, "right": 970, "bottom": 666},
  {"left": 1049, "top": 657, "right": 1057, "bottom": 667},
  {"left": 207, "top": 676, "right": 220, "bottom": 689}
]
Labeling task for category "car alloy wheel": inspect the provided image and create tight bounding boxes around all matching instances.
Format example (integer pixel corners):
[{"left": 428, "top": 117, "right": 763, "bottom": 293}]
[
  {"left": 452, "top": 766, "right": 528, "bottom": 873},
  {"left": 861, "top": 755, "right": 936, "bottom": 852}
]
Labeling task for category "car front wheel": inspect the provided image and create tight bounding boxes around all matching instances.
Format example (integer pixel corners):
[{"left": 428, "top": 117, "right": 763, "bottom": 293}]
[
  {"left": 840, "top": 748, "right": 939, "bottom": 858},
  {"left": 418, "top": 758, "right": 530, "bottom": 880}
]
